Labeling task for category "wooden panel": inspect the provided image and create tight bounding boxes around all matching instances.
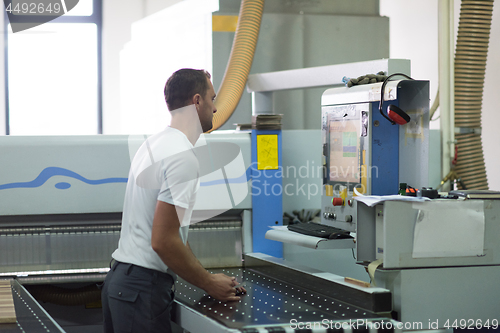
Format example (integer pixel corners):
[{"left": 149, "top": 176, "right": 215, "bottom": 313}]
[{"left": 0, "top": 280, "right": 16, "bottom": 324}]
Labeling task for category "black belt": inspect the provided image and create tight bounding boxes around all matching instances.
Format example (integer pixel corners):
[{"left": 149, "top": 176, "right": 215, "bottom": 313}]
[{"left": 112, "top": 260, "right": 177, "bottom": 291}]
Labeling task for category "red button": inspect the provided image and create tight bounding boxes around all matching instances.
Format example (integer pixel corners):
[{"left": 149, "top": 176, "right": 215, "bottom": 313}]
[{"left": 332, "top": 197, "right": 343, "bottom": 206}]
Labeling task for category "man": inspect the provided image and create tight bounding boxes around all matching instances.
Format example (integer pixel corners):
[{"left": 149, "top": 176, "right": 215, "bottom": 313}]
[{"left": 101, "top": 69, "right": 245, "bottom": 333}]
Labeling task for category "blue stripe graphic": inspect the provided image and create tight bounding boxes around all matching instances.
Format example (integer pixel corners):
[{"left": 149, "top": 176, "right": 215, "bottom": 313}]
[
  {"left": 0, "top": 167, "right": 128, "bottom": 190},
  {"left": 200, "top": 167, "right": 252, "bottom": 186},
  {"left": 0, "top": 166, "right": 253, "bottom": 191}
]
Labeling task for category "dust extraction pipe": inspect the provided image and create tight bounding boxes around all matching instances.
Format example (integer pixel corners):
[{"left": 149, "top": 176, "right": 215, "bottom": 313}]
[
  {"left": 26, "top": 284, "right": 101, "bottom": 306},
  {"left": 454, "top": 0, "right": 493, "bottom": 189},
  {"left": 210, "top": 0, "right": 265, "bottom": 131}
]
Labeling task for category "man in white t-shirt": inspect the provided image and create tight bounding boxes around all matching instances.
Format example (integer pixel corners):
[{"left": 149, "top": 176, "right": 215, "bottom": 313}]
[{"left": 101, "top": 69, "right": 245, "bottom": 333}]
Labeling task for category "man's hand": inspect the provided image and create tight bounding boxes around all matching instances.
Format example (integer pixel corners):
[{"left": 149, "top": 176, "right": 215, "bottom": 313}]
[{"left": 206, "top": 274, "right": 246, "bottom": 302}]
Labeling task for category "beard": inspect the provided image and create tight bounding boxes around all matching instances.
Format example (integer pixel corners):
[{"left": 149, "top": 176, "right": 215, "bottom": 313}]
[{"left": 202, "top": 119, "right": 213, "bottom": 133}]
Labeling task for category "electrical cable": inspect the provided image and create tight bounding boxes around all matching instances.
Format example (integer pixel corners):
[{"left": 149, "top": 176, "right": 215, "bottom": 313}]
[{"left": 378, "top": 73, "right": 413, "bottom": 125}]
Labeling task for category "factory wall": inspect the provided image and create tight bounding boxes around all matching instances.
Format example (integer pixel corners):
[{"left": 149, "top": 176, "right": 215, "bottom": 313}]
[
  {"left": 101, "top": 0, "right": 142, "bottom": 135},
  {"left": 0, "top": 0, "right": 498, "bottom": 189},
  {"left": 102, "top": 0, "right": 500, "bottom": 191},
  {"left": 102, "top": 0, "right": 183, "bottom": 134},
  {"left": 114, "top": 0, "right": 388, "bottom": 134},
  {"left": 380, "top": 0, "right": 500, "bottom": 190}
]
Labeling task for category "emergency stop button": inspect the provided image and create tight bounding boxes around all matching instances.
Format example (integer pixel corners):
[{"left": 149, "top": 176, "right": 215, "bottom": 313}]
[{"left": 332, "top": 197, "right": 343, "bottom": 206}]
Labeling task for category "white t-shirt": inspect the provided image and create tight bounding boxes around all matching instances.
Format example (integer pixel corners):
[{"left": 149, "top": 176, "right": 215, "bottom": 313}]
[{"left": 112, "top": 127, "right": 199, "bottom": 273}]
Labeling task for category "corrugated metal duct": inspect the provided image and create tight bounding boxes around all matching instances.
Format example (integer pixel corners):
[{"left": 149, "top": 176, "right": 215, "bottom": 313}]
[
  {"left": 454, "top": 0, "right": 494, "bottom": 189},
  {"left": 210, "top": 0, "right": 265, "bottom": 131}
]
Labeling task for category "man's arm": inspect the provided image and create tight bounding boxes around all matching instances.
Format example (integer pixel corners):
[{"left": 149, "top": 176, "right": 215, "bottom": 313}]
[
  {"left": 185, "top": 241, "right": 203, "bottom": 267},
  {"left": 151, "top": 200, "right": 241, "bottom": 301}
]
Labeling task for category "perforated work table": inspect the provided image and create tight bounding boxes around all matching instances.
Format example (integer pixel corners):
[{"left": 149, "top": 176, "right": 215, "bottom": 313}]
[{"left": 173, "top": 254, "right": 398, "bottom": 333}]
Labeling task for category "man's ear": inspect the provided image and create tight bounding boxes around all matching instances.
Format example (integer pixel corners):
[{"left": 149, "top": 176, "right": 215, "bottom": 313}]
[{"left": 192, "top": 93, "right": 201, "bottom": 106}]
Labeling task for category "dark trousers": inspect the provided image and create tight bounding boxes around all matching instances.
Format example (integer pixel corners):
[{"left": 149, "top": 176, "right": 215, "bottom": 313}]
[{"left": 101, "top": 261, "right": 176, "bottom": 333}]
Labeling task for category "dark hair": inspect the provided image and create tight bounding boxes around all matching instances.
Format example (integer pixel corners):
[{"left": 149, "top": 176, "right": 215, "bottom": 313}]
[{"left": 164, "top": 69, "right": 211, "bottom": 111}]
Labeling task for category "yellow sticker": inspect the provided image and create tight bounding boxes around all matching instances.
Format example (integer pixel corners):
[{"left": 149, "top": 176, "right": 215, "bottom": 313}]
[
  {"left": 212, "top": 15, "right": 238, "bottom": 32},
  {"left": 257, "top": 135, "right": 278, "bottom": 170},
  {"left": 325, "top": 185, "right": 333, "bottom": 197}
]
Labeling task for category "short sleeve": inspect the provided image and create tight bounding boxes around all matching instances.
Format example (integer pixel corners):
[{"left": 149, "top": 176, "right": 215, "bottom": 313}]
[{"left": 157, "top": 149, "right": 199, "bottom": 209}]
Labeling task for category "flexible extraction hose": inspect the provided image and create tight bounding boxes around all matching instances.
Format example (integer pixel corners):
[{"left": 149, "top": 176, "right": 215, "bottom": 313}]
[
  {"left": 453, "top": 0, "right": 493, "bottom": 190},
  {"left": 210, "top": 0, "right": 265, "bottom": 131},
  {"left": 26, "top": 284, "right": 101, "bottom": 306}
]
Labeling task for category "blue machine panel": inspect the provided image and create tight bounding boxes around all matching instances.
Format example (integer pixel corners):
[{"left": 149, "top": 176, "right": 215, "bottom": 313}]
[
  {"left": 370, "top": 101, "right": 400, "bottom": 195},
  {"left": 251, "top": 130, "right": 283, "bottom": 258}
]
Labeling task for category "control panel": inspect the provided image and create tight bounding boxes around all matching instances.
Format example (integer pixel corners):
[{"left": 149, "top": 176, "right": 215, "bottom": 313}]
[{"left": 320, "top": 80, "right": 430, "bottom": 233}]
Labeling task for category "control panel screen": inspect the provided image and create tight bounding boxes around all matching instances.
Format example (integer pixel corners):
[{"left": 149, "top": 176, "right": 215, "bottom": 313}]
[{"left": 328, "top": 115, "right": 361, "bottom": 184}]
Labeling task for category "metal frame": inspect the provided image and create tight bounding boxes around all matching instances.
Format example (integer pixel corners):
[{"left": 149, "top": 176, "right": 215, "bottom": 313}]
[
  {"left": 365, "top": 201, "right": 500, "bottom": 328},
  {"left": 7, "top": 279, "right": 65, "bottom": 332},
  {"left": 173, "top": 303, "right": 241, "bottom": 333},
  {"left": 3, "top": 9, "right": 9, "bottom": 135},
  {"left": 247, "top": 59, "right": 411, "bottom": 116}
]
